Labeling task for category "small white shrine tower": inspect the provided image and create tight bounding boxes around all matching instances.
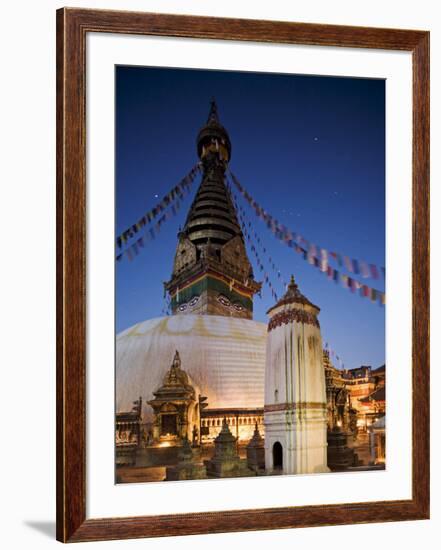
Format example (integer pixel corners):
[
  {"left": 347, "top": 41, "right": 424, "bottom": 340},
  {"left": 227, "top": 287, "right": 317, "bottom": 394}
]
[{"left": 264, "top": 276, "right": 328, "bottom": 474}]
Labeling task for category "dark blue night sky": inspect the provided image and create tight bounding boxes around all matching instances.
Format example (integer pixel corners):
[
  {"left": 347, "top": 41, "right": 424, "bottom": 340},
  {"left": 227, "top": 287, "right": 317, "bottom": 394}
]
[{"left": 116, "top": 65, "right": 385, "bottom": 370}]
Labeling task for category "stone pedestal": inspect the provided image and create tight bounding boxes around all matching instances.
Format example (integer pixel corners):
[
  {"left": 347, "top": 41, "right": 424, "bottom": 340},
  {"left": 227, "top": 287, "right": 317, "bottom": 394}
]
[
  {"left": 115, "top": 444, "right": 137, "bottom": 467},
  {"left": 205, "top": 419, "right": 251, "bottom": 478},
  {"left": 165, "top": 438, "right": 207, "bottom": 481},
  {"left": 246, "top": 423, "right": 265, "bottom": 472},
  {"left": 327, "top": 427, "right": 356, "bottom": 471}
]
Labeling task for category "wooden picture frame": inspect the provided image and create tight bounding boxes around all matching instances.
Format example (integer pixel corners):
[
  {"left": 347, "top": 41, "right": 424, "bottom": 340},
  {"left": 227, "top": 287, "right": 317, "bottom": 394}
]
[{"left": 56, "top": 7, "right": 429, "bottom": 543}]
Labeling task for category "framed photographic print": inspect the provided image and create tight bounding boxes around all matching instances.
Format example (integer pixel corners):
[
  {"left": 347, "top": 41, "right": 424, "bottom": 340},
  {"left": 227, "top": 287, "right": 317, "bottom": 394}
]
[{"left": 56, "top": 7, "right": 430, "bottom": 543}]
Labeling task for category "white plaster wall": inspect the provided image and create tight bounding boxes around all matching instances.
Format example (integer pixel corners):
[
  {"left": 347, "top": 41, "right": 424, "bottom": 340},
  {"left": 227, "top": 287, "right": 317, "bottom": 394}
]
[
  {"left": 265, "top": 320, "right": 326, "bottom": 407},
  {"left": 264, "top": 408, "right": 327, "bottom": 474},
  {"left": 264, "top": 307, "right": 327, "bottom": 473}
]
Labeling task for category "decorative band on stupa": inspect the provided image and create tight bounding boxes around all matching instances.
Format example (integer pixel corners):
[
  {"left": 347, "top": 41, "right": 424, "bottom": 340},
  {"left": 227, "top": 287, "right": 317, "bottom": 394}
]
[{"left": 267, "top": 275, "right": 320, "bottom": 332}]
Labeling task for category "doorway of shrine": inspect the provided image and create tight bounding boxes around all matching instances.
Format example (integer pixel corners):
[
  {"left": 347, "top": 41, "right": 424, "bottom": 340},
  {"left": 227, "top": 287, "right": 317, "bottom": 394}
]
[
  {"left": 161, "top": 414, "right": 178, "bottom": 436},
  {"left": 273, "top": 441, "right": 283, "bottom": 470}
]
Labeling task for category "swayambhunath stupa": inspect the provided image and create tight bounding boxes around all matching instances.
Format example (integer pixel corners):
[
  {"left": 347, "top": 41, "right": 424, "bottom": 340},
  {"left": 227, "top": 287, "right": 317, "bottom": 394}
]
[{"left": 115, "top": 95, "right": 386, "bottom": 483}]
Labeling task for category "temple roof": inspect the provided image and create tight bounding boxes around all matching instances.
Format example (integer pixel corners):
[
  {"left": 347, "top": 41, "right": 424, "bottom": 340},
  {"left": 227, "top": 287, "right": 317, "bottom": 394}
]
[
  {"left": 267, "top": 275, "right": 319, "bottom": 314},
  {"left": 161, "top": 350, "right": 191, "bottom": 388},
  {"left": 148, "top": 350, "right": 196, "bottom": 404},
  {"left": 360, "top": 386, "right": 386, "bottom": 403}
]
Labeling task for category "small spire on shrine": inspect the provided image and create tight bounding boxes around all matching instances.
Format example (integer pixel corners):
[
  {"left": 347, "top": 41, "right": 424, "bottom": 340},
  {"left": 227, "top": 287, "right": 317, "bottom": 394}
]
[
  {"left": 249, "top": 422, "right": 264, "bottom": 445},
  {"left": 267, "top": 273, "right": 318, "bottom": 315},
  {"left": 172, "top": 350, "right": 181, "bottom": 369}
]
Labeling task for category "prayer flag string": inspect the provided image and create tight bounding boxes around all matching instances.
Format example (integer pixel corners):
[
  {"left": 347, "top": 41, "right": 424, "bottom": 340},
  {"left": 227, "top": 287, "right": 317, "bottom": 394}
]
[
  {"left": 229, "top": 172, "right": 385, "bottom": 307},
  {"left": 231, "top": 190, "right": 287, "bottom": 301},
  {"left": 237, "top": 213, "right": 279, "bottom": 302},
  {"left": 116, "top": 184, "right": 194, "bottom": 263},
  {"left": 229, "top": 170, "right": 385, "bottom": 281},
  {"left": 116, "top": 163, "right": 201, "bottom": 249}
]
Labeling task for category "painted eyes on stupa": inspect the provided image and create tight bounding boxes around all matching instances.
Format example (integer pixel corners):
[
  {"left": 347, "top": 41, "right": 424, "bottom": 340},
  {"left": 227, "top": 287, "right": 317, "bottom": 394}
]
[
  {"left": 178, "top": 296, "right": 200, "bottom": 311},
  {"left": 217, "top": 294, "right": 231, "bottom": 307},
  {"left": 217, "top": 294, "right": 244, "bottom": 311},
  {"left": 188, "top": 296, "right": 200, "bottom": 307}
]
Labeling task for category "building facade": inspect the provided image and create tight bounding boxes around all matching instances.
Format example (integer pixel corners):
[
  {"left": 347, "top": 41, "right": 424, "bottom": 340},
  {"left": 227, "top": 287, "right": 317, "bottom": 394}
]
[
  {"left": 342, "top": 365, "right": 386, "bottom": 431},
  {"left": 323, "top": 350, "right": 357, "bottom": 434}
]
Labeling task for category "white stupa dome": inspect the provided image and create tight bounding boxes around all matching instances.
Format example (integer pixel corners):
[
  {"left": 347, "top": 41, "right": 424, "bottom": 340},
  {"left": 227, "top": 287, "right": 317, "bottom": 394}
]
[{"left": 116, "top": 314, "right": 267, "bottom": 421}]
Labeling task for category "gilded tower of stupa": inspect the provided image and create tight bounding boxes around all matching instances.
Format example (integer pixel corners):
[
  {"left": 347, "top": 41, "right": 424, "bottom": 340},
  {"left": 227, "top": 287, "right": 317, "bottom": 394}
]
[{"left": 164, "top": 100, "right": 261, "bottom": 319}]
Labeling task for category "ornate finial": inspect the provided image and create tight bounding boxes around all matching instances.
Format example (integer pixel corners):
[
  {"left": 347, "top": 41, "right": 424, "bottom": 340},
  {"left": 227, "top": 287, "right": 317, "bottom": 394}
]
[
  {"left": 215, "top": 417, "right": 235, "bottom": 441},
  {"left": 286, "top": 275, "right": 298, "bottom": 293},
  {"left": 160, "top": 349, "right": 191, "bottom": 387},
  {"left": 172, "top": 350, "right": 181, "bottom": 369},
  {"left": 247, "top": 422, "right": 264, "bottom": 448},
  {"left": 252, "top": 422, "right": 261, "bottom": 440},
  {"left": 207, "top": 97, "right": 219, "bottom": 123}
]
